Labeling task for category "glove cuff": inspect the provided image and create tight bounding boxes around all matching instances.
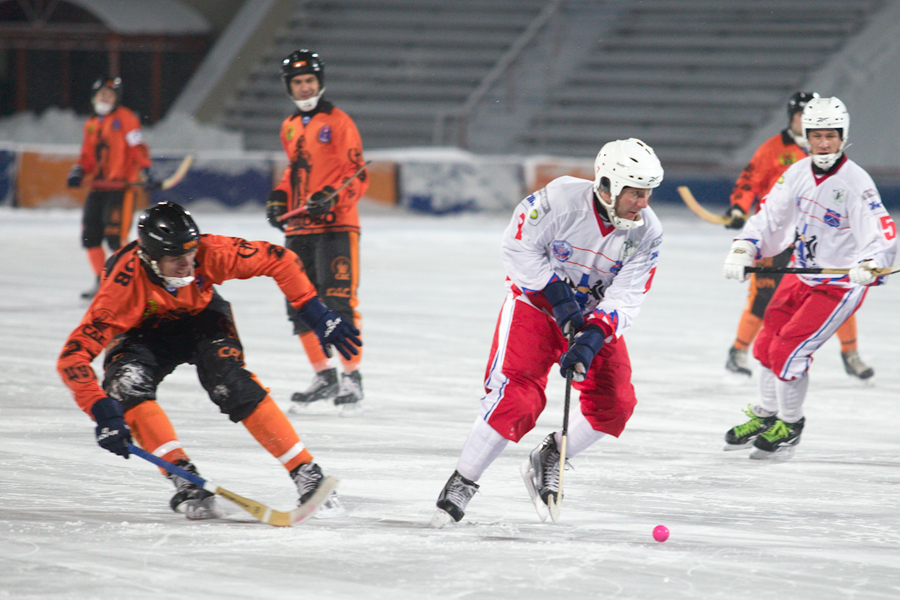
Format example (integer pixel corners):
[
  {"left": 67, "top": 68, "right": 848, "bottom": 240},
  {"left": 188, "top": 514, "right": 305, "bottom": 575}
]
[
  {"left": 267, "top": 189, "right": 288, "bottom": 205},
  {"left": 297, "top": 297, "right": 328, "bottom": 329},
  {"left": 91, "top": 397, "right": 124, "bottom": 422},
  {"left": 729, "top": 239, "right": 757, "bottom": 256},
  {"left": 542, "top": 279, "right": 573, "bottom": 307},
  {"left": 576, "top": 324, "right": 606, "bottom": 352}
]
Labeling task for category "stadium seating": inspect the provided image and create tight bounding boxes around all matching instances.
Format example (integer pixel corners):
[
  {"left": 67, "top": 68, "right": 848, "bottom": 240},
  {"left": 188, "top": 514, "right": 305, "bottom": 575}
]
[{"left": 223, "top": 0, "right": 883, "bottom": 166}]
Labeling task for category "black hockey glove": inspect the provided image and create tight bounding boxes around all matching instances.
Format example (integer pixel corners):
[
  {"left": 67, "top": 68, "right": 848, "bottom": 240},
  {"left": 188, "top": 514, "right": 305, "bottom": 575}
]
[
  {"left": 266, "top": 190, "right": 288, "bottom": 230},
  {"left": 559, "top": 325, "right": 605, "bottom": 382},
  {"left": 543, "top": 279, "right": 584, "bottom": 336},
  {"left": 91, "top": 396, "right": 132, "bottom": 458},
  {"left": 67, "top": 164, "right": 84, "bottom": 188},
  {"left": 142, "top": 168, "right": 161, "bottom": 191},
  {"left": 298, "top": 297, "right": 362, "bottom": 360},
  {"left": 724, "top": 206, "right": 747, "bottom": 230},
  {"left": 306, "top": 186, "right": 337, "bottom": 216}
]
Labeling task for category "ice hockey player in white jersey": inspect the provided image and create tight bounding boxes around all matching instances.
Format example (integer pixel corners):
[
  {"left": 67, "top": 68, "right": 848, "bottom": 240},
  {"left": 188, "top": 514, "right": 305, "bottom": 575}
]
[
  {"left": 723, "top": 97, "right": 897, "bottom": 460},
  {"left": 431, "top": 138, "right": 664, "bottom": 526}
]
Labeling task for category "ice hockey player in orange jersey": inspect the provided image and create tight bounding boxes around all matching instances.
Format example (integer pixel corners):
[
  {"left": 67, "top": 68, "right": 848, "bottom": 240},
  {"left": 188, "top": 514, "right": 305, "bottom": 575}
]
[
  {"left": 57, "top": 201, "right": 361, "bottom": 519},
  {"left": 66, "top": 76, "right": 153, "bottom": 300},
  {"left": 265, "top": 49, "right": 369, "bottom": 413}
]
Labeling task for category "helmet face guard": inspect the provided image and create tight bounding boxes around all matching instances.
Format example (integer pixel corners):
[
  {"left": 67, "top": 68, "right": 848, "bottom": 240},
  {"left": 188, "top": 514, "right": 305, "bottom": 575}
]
[
  {"left": 592, "top": 138, "right": 664, "bottom": 230},
  {"left": 91, "top": 76, "right": 122, "bottom": 115},
  {"left": 801, "top": 97, "right": 849, "bottom": 170},
  {"left": 281, "top": 49, "right": 325, "bottom": 110}
]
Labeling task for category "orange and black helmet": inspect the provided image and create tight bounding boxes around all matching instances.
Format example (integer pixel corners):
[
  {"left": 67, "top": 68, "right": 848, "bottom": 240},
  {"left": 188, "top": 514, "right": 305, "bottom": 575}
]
[{"left": 280, "top": 49, "right": 324, "bottom": 93}]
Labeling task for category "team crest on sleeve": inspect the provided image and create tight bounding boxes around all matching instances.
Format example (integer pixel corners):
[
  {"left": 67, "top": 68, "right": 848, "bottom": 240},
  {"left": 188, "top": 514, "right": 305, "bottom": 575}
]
[
  {"left": 824, "top": 209, "right": 842, "bottom": 228},
  {"left": 551, "top": 240, "right": 572, "bottom": 262},
  {"left": 318, "top": 125, "right": 332, "bottom": 143}
]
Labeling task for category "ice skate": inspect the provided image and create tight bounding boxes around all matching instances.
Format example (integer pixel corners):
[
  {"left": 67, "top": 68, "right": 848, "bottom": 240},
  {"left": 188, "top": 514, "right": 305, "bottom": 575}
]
[
  {"left": 167, "top": 460, "right": 225, "bottom": 520},
  {"left": 430, "top": 470, "right": 479, "bottom": 528},
  {"left": 841, "top": 350, "right": 874, "bottom": 381},
  {"left": 749, "top": 417, "right": 804, "bottom": 460},
  {"left": 334, "top": 370, "right": 364, "bottom": 415},
  {"left": 522, "top": 433, "right": 565, "bottom": 522},
  {"left": 289, "top": 368, "right": 339, "bottom": 411},
  {"left": 291, "top": 461, "right": 343, "bottom": 517},
  {"left": 725, "top": 346, "right": 752, "bottom": 377},
  {"left": 724, "top": 404, "right": 777, "bottom": 450}
]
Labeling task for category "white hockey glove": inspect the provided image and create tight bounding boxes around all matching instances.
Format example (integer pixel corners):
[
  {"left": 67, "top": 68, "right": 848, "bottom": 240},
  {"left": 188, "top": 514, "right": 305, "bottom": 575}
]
[
  {"left": 723, "top": 240, "right": 757, "bottom": 282},
  {"left": 849, "top": 260, "right": 878, "bottom": 286}
]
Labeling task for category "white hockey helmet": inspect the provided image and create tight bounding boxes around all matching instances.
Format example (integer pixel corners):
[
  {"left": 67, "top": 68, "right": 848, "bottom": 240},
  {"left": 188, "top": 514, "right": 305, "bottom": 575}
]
[
  {"left": 801, "top": 97, "right": 849, "bottom": 169},
  {"left": 593, "top": 138, "right": 664, "bottom": 230}
]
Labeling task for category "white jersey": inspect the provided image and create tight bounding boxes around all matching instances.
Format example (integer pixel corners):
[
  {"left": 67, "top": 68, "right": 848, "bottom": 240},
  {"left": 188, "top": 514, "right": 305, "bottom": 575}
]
[
  {"left": 501, "top": 176, "right": 663, "bottom": 339},
  {"left": 737, "top": 156, "right": 897, "bottom": 288}
]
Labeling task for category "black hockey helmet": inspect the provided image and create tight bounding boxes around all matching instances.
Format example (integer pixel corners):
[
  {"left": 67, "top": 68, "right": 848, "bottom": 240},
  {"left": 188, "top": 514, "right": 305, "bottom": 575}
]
[
  {"left": 91, "top": 75, "right": 123, "bottom": 113},
  {"left": 281, "top": 49, "right": 324, "bottom": 93},
  {"left": 92, "top": 75, "right": 122, "bottom": 98},
  {"left": 787, "top": 91, "right": 818, "bottom": 118},
  {"left": 138, "top": 202, "right": 200, "bottom": 261}
]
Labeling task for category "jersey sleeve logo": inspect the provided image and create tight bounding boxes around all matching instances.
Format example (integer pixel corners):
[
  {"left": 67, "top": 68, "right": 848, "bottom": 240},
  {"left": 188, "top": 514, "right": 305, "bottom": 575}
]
[{"left": 551, "top": 240, "right": 572, "bottom": 262}]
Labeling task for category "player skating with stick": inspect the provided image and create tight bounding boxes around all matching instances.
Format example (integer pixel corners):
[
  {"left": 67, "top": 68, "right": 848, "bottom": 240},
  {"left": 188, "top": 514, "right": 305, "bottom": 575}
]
[
  {"left": 57, "top": 202, "right": 360, "bottom": 520},
  {"left": 719, "top": 92, "right": 875, "bottom": 381},
  {"left": 431, "top": 139, "right": 664, "bottom": 526},
  {"left": 722, "top": 97, "right": 897, "bottom": 459}
]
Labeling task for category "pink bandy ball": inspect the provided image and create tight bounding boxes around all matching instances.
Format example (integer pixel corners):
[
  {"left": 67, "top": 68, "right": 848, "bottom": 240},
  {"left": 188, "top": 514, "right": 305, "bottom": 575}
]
[{"left": 652, "top": 525, "right": 669, "bottom": 542}]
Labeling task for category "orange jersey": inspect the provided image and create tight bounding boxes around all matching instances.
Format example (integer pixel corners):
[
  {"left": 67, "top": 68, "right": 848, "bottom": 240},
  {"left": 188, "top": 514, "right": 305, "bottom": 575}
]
[
  {"left": 275, "top": 101, "right": 368, "bottom": 235},
  {"left": 77, "top": 106, "right": 151, "bottom": 186},
  {"left": 58, "top": 234, "right": 317, "bottom": 415},
  {"left": 729, "top": 130, "right": 806, "bottom": 214}
]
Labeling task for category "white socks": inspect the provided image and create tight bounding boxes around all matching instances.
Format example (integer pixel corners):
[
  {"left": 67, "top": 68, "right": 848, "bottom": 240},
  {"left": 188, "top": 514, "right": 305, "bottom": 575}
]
[
  {"left": 455, "top": 411, "right": 608, "bottom": 481},
  {"left": 758, "top": 366, "right": 808, "bottom": 422},
  {"left": 757, "top": 367, "right": 778, "bottom": 414},
  {"left": 554, "top": 410, "right": 606, "bottom": 459},
  {"left": 455, "top": 417, "right": 509, "bottom": 482},
  {"left": 776, "top": 375, "right": 809, "bottom": 423}
]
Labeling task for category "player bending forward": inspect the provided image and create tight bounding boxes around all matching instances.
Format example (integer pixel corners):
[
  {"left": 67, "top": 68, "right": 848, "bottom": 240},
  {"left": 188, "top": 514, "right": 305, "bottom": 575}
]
[
  {"left": 431, "top": 139, "right": 664, "bottom": 526},
  {"left": 57, "top": 202, "right": 360, "bottom": 519},
  {"left": 723, "top": 97, "right": 896, "bottom": 460}
]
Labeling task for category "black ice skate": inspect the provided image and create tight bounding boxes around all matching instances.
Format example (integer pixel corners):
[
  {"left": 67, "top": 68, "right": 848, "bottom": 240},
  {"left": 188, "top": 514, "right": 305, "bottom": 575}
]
[
  {"left": 841, "top": 350, "right": 874, "bottom": 380},
  {"left": 724, "top": 405, "right": 777, "bottom": 450},
  {"left": 750, "top": 417, "right": 804, "bottom": 460},
  {"left": 290, "top": 368, "right": 339, "bottom": 406},
  {"left": 430, "top": 470, "right": 479, "bottom": 528},
  {"left": 334, "top": 370, "right": 363, "bottom": 410},
  {"left": 290, "top": 461, "right": 344, "bottom": 518},
  {"left": 521, "top": 433, "right": 564, "bottom": 522},
  {"left": 725, "top": 346, "right": 752, "bottom": 377},
  {"left": 167, "top": 460, "right": 224, "bottom": 520}
]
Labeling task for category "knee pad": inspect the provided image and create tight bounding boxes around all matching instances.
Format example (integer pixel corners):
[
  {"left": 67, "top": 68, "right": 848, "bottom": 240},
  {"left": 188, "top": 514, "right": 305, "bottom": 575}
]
[
  {"left": 197, "top": 338, "right": 267, "bottom": 422},
  {"left": 104, "top": 362, "right": 157, "bottom": 410}
]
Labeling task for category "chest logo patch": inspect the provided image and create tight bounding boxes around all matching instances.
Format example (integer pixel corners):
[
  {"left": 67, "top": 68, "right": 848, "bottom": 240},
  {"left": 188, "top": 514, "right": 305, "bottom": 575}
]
[
  {"left": 551, "top": 240, "right": 573, "bottom": 262},
  {"left": 318, "top": 125, "right": 332, "bottom": 143},
  {"left": 823, "top": 209, "right": 842, "bottom": 228}
]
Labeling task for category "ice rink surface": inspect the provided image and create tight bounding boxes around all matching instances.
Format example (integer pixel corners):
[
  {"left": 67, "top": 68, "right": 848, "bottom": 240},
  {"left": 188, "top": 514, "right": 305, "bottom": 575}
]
[{"left": 1, "top": 200, "right": 898, "bottom": 599}]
